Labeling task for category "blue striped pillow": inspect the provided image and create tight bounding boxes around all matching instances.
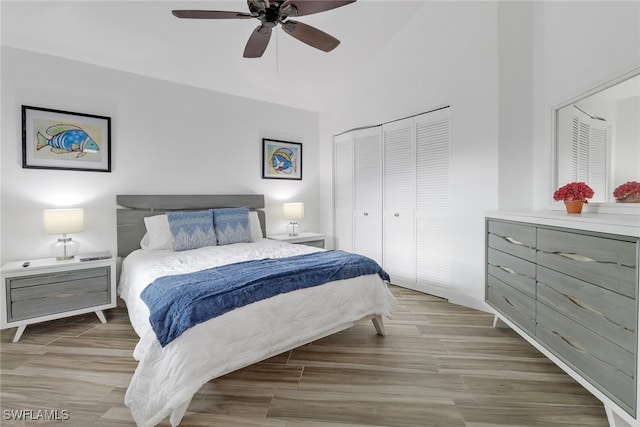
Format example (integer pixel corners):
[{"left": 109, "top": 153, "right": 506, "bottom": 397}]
[
  {"left": 166, "top": 210, "right": 217, "bottom": 251},
  {"left": 213, "top": 207, "right": 251, "bottom": 245}
]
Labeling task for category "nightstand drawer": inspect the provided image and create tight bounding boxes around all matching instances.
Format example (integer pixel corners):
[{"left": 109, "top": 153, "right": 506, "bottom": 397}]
[
  {"left": 268, "top": 232, "right": 326, "bottom": 249},
  {"left": 8, "top": 267, "right": 108, "bottom": 289},
  {"left": 300, "top": 239, "right": 325, "bottom": 248},
  {"left": 6, "top": 266, "right": 111, "bottom": 322}
]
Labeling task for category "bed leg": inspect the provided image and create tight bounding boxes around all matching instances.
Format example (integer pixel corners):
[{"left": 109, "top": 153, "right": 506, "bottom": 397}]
[
  {"left": 170, "top": 399, "right": 191, "bottom": 426},
  {"left": 371, "top": 315, "right": 385, "bottom": 336}
]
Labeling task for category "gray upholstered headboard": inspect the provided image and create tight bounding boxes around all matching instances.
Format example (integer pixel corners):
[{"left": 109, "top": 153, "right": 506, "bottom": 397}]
[{"left": 116, "top": 194, "right": 266, "bottom": 258}]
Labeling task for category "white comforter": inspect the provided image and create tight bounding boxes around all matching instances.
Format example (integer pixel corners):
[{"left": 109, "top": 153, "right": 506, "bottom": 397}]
[{"left": 118, "top": 239, "right": 397, "bottom": 427}]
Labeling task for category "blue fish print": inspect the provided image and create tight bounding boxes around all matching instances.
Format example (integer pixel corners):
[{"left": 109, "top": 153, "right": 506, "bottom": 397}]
[
  {"left": 36, "top": 124, "right": 100, "bottom": 158},
  {"left": 271, "top": 148, "right": 294, "bottom": 173}
]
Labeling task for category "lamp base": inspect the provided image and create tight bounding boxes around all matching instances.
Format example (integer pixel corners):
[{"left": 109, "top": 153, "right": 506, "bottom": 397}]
[
  {"left": 288, "top": 222, "right": 299, "bottom": 237},
  {"left": 51, "top": 237, "right": 79, "bottom": 260}
]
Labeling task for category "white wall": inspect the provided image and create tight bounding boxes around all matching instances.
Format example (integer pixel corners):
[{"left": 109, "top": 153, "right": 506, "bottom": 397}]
[
  {"left": 498, "top": 1, "right": 533, "bottom": 210},
  {"left": 319, "top": 1, "right": 500, "bottom": 310},
  {"left": 531, "top": 1, "right": 640, "bottom": 209},
  {"left": 1, "top": 47, "right": 320, "bottom": 264}
]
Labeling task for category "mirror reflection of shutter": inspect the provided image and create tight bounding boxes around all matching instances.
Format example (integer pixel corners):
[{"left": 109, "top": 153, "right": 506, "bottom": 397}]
[
  {"left": 578, "top": 120, "right": 590, "bottom": 181},
  {"left": 571, "top": 106, "right": 609, "bottom": 203},
  {"left": 589, "top": 123, "right": 609, "bottom": 203}
]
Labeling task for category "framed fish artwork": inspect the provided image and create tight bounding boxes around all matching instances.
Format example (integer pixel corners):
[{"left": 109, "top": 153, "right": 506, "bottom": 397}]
[
  {"left": 262, "top": 138, "right": 302, "bottom": 180},
  {"left": 22, "top": 105, "right": 111, "bottom": 172}
]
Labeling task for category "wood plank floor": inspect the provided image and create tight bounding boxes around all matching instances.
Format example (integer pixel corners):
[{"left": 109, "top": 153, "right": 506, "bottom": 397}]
[{"left": 1, "top": 286, "right": 608, "bottom": 427}]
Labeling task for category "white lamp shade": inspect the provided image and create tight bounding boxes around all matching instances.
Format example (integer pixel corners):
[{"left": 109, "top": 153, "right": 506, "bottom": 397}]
[
  {"left": 283, "top": 202, "right": 304, "bottom": 220},
  {"left": 43, "top": 208, "right": 84, "bottom": 235}
]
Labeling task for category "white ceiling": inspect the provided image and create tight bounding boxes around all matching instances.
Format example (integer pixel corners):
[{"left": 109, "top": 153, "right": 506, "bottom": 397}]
[{"left": 1, "top": 0, "right": 426, "bottom": 111}]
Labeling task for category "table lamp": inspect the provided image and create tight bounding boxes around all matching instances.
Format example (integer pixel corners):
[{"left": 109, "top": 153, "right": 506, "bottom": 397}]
[
  {"left": 283, "top": 202, "right": 304, "bottom": 237},
  {"left": 43, "top": 208, "right": 84, "bottom": 260}
]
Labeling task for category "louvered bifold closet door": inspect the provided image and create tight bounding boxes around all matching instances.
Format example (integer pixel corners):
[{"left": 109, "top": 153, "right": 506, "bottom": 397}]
[
  {"left": 383, "top": 117, "right": 415, "bottom": 286},
  {"left": 353, "top": 127, "right": 383, "bottom": 264},
  {"left": 415, "top": 108, "right": 450, "bottom": 298},
  {"left": 334, "top": 133, "right": 354, "bottom": 252}
]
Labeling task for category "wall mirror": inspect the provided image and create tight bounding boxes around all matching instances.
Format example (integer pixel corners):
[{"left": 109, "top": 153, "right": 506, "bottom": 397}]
[{"left": 553, "top": 68, "right": 640, "bottom": 204}]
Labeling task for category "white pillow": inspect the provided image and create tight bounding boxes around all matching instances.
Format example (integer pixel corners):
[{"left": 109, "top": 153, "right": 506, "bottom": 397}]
[
  {"left": 249, "top": 211, "right": 264, "bottom": 241},
  {"left": 140, "top": 214, "right": 174, "bottom": 250}
]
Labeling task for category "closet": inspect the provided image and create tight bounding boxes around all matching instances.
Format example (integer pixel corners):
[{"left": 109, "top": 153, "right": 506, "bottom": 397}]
[
  {"left": 334, "top": 107, "right": 450, "bottom": 298},
  {"left": 334, "top": 126, "right": 383, "bottom": 264}
]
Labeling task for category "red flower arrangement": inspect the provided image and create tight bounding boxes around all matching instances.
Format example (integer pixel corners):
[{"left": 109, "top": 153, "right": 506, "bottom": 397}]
[
  {"left": 613, "top": 181, "right": 640, "bottom": 202},
  {"left": 553, "top": 181, "right": 594, "bottom": 202}
]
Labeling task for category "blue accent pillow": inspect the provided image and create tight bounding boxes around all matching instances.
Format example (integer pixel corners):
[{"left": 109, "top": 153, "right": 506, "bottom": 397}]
[
  {"left": 166, "top": 210, "right": 217, "bottom": 251},
  {"left": 213, "top": 207, "right": 252, "bottom": 245}
]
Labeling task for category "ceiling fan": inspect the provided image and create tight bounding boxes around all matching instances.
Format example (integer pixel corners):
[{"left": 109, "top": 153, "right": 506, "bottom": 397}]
[{"left": 172, "top": 0, "right": 356, "bottom": 58}]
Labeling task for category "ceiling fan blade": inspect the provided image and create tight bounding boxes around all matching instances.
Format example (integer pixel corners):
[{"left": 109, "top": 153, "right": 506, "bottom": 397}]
[
  {"left": 244, "top": 25, "right": 272, "bottom": 58},
  {"left": 280, "top": 0, "right": 356, "bottom": 17},
  {"left": 281, "top": 20, "right": 340, "bottom": 52},
  {"left": 172, "top": 10, "right": 252, "bottom": 19}
]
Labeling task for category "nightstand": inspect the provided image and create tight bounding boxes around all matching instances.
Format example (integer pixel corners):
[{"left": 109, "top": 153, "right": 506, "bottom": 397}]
[
  {"left": 1, "top": 255, "right": 116, "bottom": 342},
  {"left": 268, "top": 232, "right": 326, "bottom": 249}
]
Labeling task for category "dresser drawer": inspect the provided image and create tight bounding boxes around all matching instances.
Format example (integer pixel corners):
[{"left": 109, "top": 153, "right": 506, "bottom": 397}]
[
  {"left": 487, "top": 220, "right": 536, "bottom": 262},
  {"left": 536, "top": 228, "right": 637, "bottom": 299},
  {"left": 537, "top": 265, "right": 636, "bottom": 353},
  {"left": 487, "top": 248, "right": 536, "bottom": 298},
  {"left": 6, "top": 266, "right": 111, "bottom": 322},
  {"left": 536, "top": 302, "right": 636, "bottom": 414},
  {"left": 487, "top": 275, "right": 535, "bottom": 335}
]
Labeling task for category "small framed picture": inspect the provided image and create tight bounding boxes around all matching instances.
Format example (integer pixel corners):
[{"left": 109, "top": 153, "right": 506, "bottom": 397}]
[
  {"left": 262, "top": 138, "right": 302, "bottom": 180},
  {"left": 22, "top": 105, "right": 111, "bottom": 172}
]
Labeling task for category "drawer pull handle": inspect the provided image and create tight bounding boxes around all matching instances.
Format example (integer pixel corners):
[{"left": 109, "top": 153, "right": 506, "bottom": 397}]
[
  {"left": 566, "top": 296, "right": 602, "bottom": 317},
  {"left": 549, "top": 329, "right": 633, "bottom": 378},
  {"left": 505, "top": 236, "right": 524, "bottom": 246},
  {"left": 498, "top": 266, "right": 516, "bottom": 274},
  {"left": 536, "top": 283, "right": 638, "bottom": 334},
  {"left": 503, "top": 296, "right": 517, "bottom": 308},
  {"left": 557, "top": 252, "right": 597, "bottom": 262},
  {"left": 494, "top": 264, "right": 535, "bottom": 280},
  {"left": 566, "top": 295, "right": 635, "bottom": 333},
  {"left": 559, "top": 334, "right": 586, "bottom": 353},
  {"left": 490, "top": 232, "right": 533, "bottom": 249}
]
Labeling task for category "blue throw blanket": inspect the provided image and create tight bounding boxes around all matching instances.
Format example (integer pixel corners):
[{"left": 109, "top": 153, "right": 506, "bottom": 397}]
[{"left": 141, "top": 250, "right": 390, "bottom": 347}]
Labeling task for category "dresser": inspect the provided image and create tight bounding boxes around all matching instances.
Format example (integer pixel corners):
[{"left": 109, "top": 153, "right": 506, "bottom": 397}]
[{"left": 485, "top": 211, "right": 639, "bottom": 427}]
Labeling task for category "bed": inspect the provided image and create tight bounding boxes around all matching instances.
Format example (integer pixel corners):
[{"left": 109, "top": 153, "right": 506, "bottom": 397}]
[{"left": 116, "top": 194, "right": 397, "bottom": 427}]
